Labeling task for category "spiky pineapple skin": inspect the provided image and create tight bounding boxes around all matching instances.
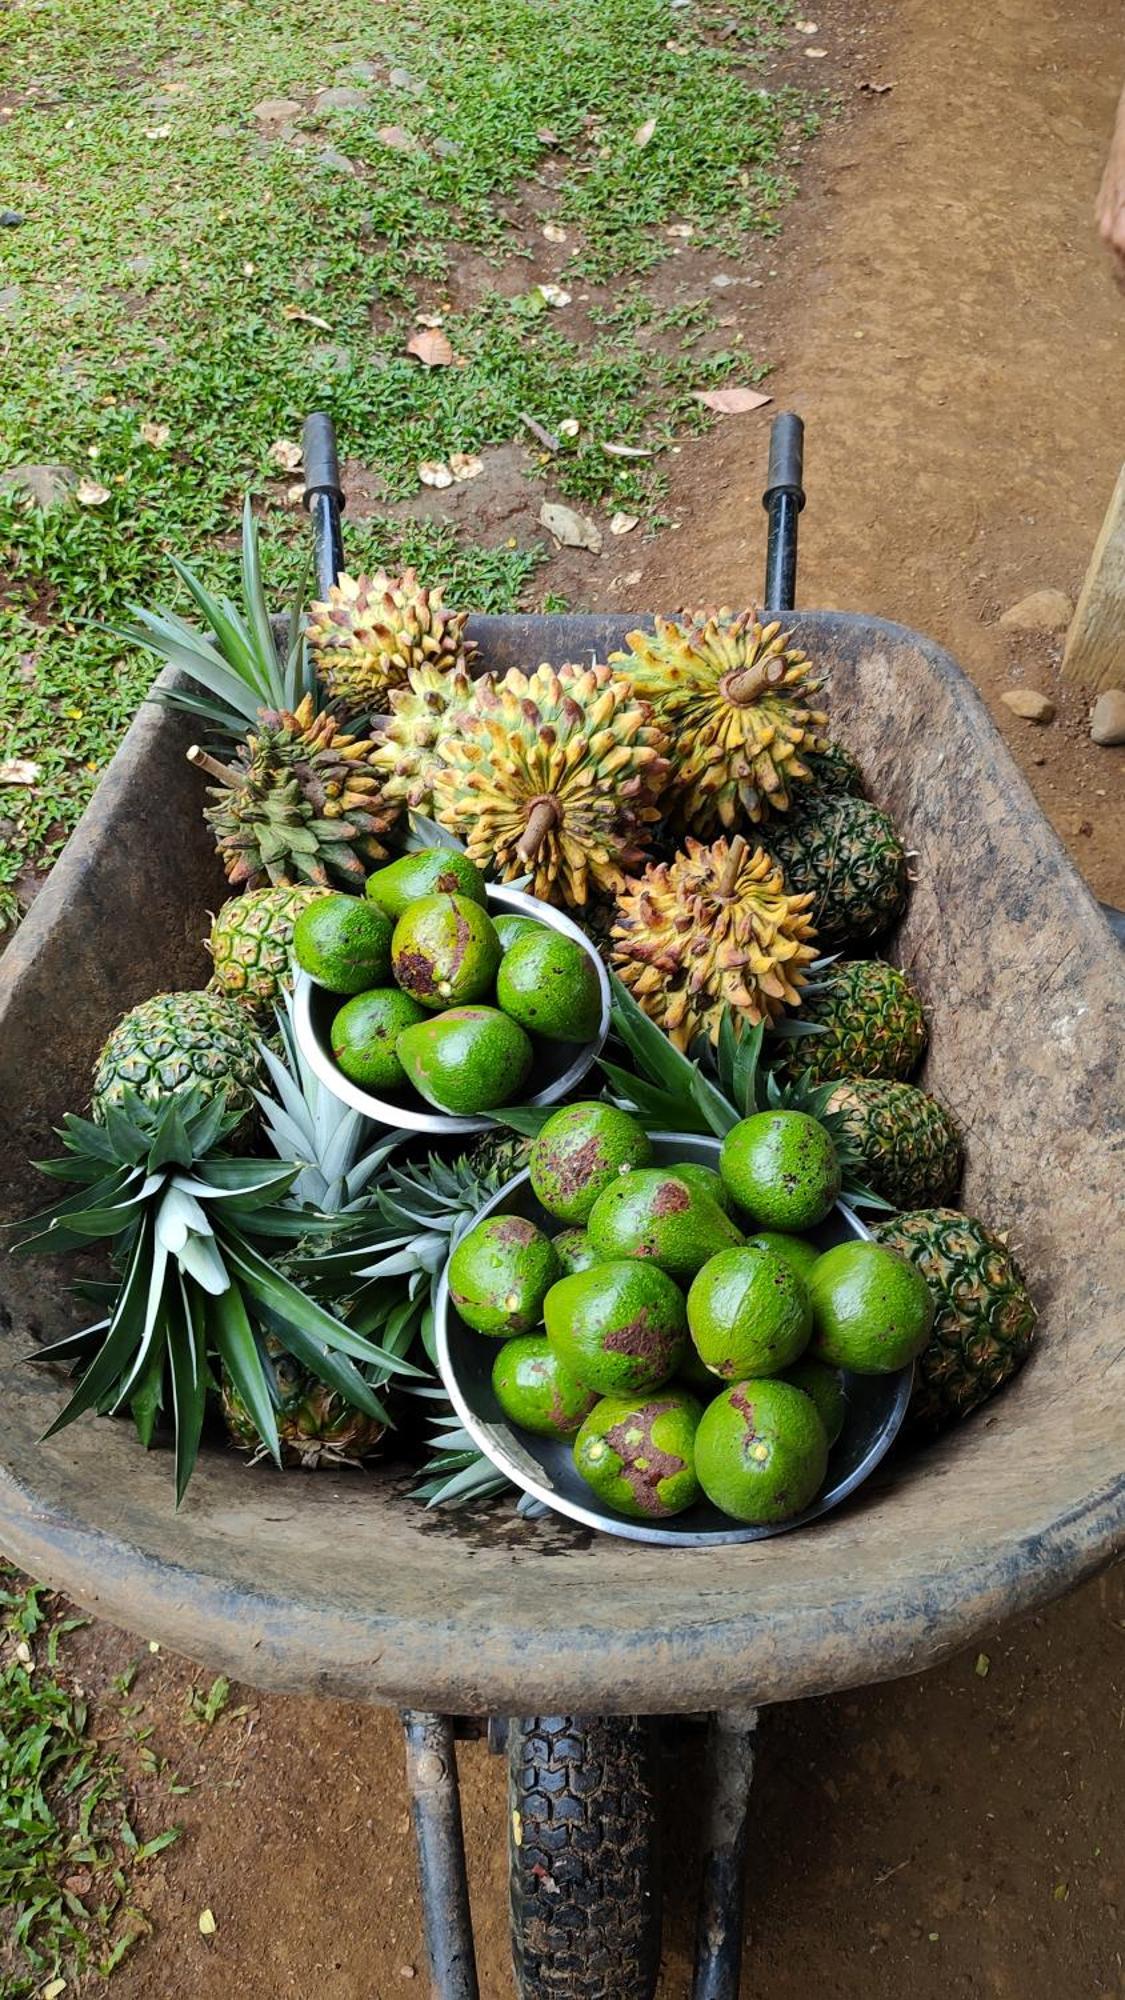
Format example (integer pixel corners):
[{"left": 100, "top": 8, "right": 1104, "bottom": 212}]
[
  {"left": 873, "top": 1208, "right": 1036, "bottom": 1428},
  {"left": 432, "top": 662, "right": 670, "bottom": 908},
  {"left": 778, "top": 959, "right": 926, "bottom": 1085},
  {"left": 202, "top": 692, "right": 399, "bottom": 891},
  {"left": 612, "top": 834, "right": 819, "bottom": 1050},
  {"left": 804, "top": 739, "right": 866, "bottom": 797},
  {"left": 766, "top": 793, "right": 908, "bottom": 948},
  {"left": 208, "top": 885, "right": 329, "bottom": 1010},
  {"left": 371, "top": 661, "right": 476, "bottom": 816},
  {"left": 610, "top": 609, "right": 827, "bottom": 833},
  {"left": 221, "top": 1337, "right": 385, "bottom": 1469},
  {"left": 92, "top": 990, "right": 262, "bottom": 1122},
  {"left": 307, "top": 568, "right": 475, "bottom": 715},
  {"left": 826, "top": 1079, "right": 963, "bottom": 1210}
]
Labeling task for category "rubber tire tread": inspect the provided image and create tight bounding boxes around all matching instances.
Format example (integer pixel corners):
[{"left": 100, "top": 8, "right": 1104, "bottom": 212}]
[{"left": 508, "top": 1713, "right": 661, "bottom": 2000}]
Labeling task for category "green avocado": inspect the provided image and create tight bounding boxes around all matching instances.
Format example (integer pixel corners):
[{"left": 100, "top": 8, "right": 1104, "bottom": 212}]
[
  {"left": 448, "top": 1214, "right": 559, "bottom": 1337},
  {"left": 668, "top": 1161, "right": 735, "bottom": 1215},
  {"left": 493, "top": 913, "right": 550, "bottom": 952},
  {"left": 587, "top": 1168, "right": 743, "bottom": 1280},
  {"left": 544, "top": 1259, "right": 686, "bottom": 1395},
  {"left": 574, "top": 1389, "right": 703, "bottom": 1519},
  {"left": 396, "top": 1006, "right": 532, "bottom": 1114},
  {"left": 719, "top": 1111, "right": 841, "bottom": 1230},
  {"left": 496, "top": 929, "right": 602, "bottom": 1043},
  {"left": 687, "top": 1246, "right": 812, "bottom": 1379},
  {"left": 331, "top": 987, "right": 427, "bottom": 1090},
  {"left": 491, "top": 1335, "right": 598, "bottom": 1436},
  {"left": 365, "top": 849, "right": 487, "bottom": 918},
  {"left": 782, "top": 1358, "right": 847, "bottom": 1446},
  {"left": 694, "top": 1378, "right": 828, "bottom": 1524},
  {"left": 391, "top": 894, "right": 501, "bottom": 1009},
  {"left": 293, "top": 893, "right": 393, "bottom": 995},
  {"left": 743, "top": 1230, "right": 822, "bottom": 1284},
  {"left": 551, "top": 1228, "right": 600, "bottom": 1275},
  {"left": 529, "top": 1102, "right": 652, "bottom": 1225}
]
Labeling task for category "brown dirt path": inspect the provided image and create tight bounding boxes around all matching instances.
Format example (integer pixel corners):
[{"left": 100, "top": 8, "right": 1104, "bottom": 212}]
[{"left": 42, "top": 1, "right": 1125, "bottom": 1996}]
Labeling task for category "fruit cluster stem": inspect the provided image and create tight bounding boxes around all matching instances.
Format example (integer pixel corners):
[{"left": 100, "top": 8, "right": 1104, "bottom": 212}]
[
  {"left": 517, "top": 795, "right": 561, "bottom": 863},
  {"left": 187, "top": 744, "right": 246, "bottom": 787},
  {"left": 717, "top": 834, "right": 749, "bottom": 898},
  {"left": 723, "top": 659, "right": 786, "bottom": 706}
]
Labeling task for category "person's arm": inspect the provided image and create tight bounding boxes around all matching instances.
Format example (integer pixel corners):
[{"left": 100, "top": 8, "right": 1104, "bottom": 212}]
[{"left": 1096, "top": 84, "right": 1125, "bottom": 276}]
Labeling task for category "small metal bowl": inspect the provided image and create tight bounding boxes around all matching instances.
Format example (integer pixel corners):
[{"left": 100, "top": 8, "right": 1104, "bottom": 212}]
[
  {"left": 435, "top": 1132, "right": 912, "bottom": 1546},
  {"left": 293, "top": 884, "right": 611, "bottom": 1138}
]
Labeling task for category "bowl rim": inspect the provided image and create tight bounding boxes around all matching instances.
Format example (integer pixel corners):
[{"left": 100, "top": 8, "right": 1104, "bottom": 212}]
[
  {"left": 434, "top": 1132, "right": 913, "bottom": 1546},
  {"left": 293, "top": 882, "right": 611, "bottom": 1136}
]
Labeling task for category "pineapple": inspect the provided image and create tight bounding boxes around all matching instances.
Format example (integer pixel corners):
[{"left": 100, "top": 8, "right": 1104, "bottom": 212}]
[
  {"left": 776, "top": 959, "right": 927, "bottom": 1085},
  {"left": 766, "top": 793, "right": 908, "bottom": 948},
  {"left": 874, "top": 1208, "right": 1037, "bottom": 1428},
  {"left": 208, "top": 884, "right": 330, "bottom": 1011},
  {"left": 610, "top": 609, "right": 827, "bottom": 833},
  {"left": 92, "top": 989, "right": 262, "bottom": 1124},
  {"left": 804, "top": 739, "right": 866, "bottom": 797},
  {"left": 431, "top": 662, "right": 670, "bottom": 908},
  {"left": 611, "top": 834, "right": 819, "bottom": 1050},
  {"left": 222, "top": 1334, "right": 386, "bottom": 1469},
  {"left": 307, "top": 568, "right": 475, "bottom": 717},
  {"left": 13, "top": 1085, "right": 416, "bottom": 1502},
  {"left": 826, "top": 1079, "right": 963, "bottom": 1210}
]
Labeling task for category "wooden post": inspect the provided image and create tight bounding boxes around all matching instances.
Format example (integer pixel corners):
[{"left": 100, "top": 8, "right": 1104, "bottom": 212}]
[{"left": 1062, "top": 464, "right": 1125, "bottom": 693}]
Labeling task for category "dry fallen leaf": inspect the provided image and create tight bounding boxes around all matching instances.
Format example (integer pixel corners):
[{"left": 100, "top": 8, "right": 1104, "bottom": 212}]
[
  {"left": 858, "top": 79, "right": 894, "bottom": 94},
  {"left": 377, "top": 124, "right": 419, "bottom": 151},
  {"left": 448, "top": 452, "right": 484, "bottom": 482},
  {"left": 539, "top": 501, "right": 602, "bottom": 554},
  {"left": 285, "top": 481, "right": 305, "bottom": 507},
  {"left": 692, "top": 386, "right": 771, "bottom": 415},
  {"left": 41, "top": 1980, "right": 67, "bottom": 2000},
  {"left": 282, "top": 305, "right": 333, "bottom": 329},
  {"left": 406, "top": 327, "right": 455, "bottom": 367},
  {"left": 143, "top": 124, "right": 172, "bottom": 140},
  {"left": 633, "top": 116, "right": 657, "bottom": 148},
  {"left": 794, "top": 17, "right": 818, "bottom": 30},
  {"left": 198, "top": 1909, "right": 217, "bottom": 1937},
  {"left": 76, "top": 478, "right": 110, "bottom": 505},
  {"left": 414, "top": 311, "right": 445, "bottom": 328},
  {"left": 666, "top": 223, "right": 694, "bottom": 239},
  {"left": 418, "top": 459, "right": 454, "bottom": 489},
  {"left": 609, "top": 512, "right": 639, "bottom": 537},
  {"left": 558, "top": 418, "right": 580, "bottom": 439},
  {"left": 139, "top": 421, "right": 170, "bottom": 447},
  {"left": 602, "top": 440, "right": 654, "bottom": 459},
  {"left": 536, "top": 126, "right": 559, "bottom": 146},
  {"left": 542, "top": 221, "right": 567, "bottom": 244},
  {"left": 805, "top": 47, "right": 828, "bottom": 58},
  {"left": 537, "top": 283, "right": 571, "bottom": 308},
  {"left": 267, "top": 439, "right": 302, "bottom": 471}
]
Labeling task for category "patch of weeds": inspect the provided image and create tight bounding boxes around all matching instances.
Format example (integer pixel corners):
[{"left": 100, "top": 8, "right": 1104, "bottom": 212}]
[{"left": 0, "top": 1568, "right": 179, "bottom": 1996}]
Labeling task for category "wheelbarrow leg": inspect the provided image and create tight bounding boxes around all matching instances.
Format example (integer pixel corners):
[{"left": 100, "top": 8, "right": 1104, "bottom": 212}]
[
  {"left": 691, "top": 1707, "right": 759, "bottom": 2000},
  {"left": 402, "top": 1710, "right": 480, "bottom": 2000}
]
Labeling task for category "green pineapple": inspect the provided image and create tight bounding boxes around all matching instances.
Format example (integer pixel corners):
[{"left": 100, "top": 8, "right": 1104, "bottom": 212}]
[
  {"left": 776, "top": 959, "right": 927, "bottom": 1085},
  {"left": 873, "top": 1208, "right": 1036, "bottom": 1428},
  {"left": 826, "top": 1079, "right": 963, "bottom": 1210},
  {"left": 803, "top": 739, "right": 866, "bottom": 797},
  {"left": 766, "top": 793, "right": 908, "bottom": 947},
  {"left": 208, "top": 885, "right": 330, "bottom": 1011},
  {"left": 92, "top": 989, "right": 262, "bottom": 1124},
  {"left": 222, "top": 1335, "right": 386, "bottom": 1468},
  {"left": 12, "top": 1086, "right": 418, "bottom": 1502}
]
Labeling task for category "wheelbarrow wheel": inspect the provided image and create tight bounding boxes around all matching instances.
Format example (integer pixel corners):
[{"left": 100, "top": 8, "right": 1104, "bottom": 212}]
[{"left": 508, "top": 1714, "right": 661, "bottom": 2000}]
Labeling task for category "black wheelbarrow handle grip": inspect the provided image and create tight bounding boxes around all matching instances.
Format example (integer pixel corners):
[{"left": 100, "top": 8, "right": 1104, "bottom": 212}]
[
  {"left": 302, "top": 411, "right": 344, "bottom": 500},
  {"left": 762, "top": 411, "right": 805, "bottom": 614},
  {"left": 302, "top": 412, "right": 346, "bottom": 597}
]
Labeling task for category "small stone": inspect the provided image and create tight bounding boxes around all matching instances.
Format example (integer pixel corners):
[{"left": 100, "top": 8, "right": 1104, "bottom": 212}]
[
  {"left": 0, "top": 284, "right": 22, "bottom": 316},
  {"left": 1090, "top": 689, "right": 1125, "bottom": 747},
  {"left": 314, "top": 85, "right": 368, "bottom": 111},
  {"left": 432, "top": 136, "right": 462, "bottom": 158},
  {"left": 998, "top": 588, "right": 1072, "bottom": 634},
  {"left": 0, "top": 462, "right": 77, "bottom": 510},
  {"left": 389, "top": 66, "right": 426, "bottom": 94},
  {"left": 348, "top": 60, "right": 380, "bottom": 81},
  {"left": 1000, "top": 689, "right": 1055, "bottom": 723},
  {"left": 252, "top": 96, "right": 303, "bottom": 124},
  {"left": 377, "top": 124, "right": 420, "bottom": 151},
  {"left": 317, "top": 146, "right": 356, "bottom": 175},
  {"left": 0, "top": 209, "right": 26, "bottom": 227}
]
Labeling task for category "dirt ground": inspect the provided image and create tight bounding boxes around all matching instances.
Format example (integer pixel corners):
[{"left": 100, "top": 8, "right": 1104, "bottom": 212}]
[{"left": 27, "top": 0, "right": 1125, "bottom": 1995}]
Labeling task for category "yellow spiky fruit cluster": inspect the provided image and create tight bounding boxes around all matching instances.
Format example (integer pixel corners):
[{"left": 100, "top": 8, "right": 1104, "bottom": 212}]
[
  {"left": 307, "top": 568, "right": 476, "bottom": 715},
  {"left": 611, "top": 833, "right": 819, "bottom": 1050},
  {"left": 371, "top": 661, "right": 477, "bottom": 816},
  {"left": 611, "top": 609, "right": 827, "bottom": 833},
  {"left": 431, "top": 662, "right": 670, "bottom": 908}
]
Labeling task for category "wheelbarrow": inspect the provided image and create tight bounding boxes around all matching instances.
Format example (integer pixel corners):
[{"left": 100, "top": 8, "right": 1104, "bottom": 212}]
[{"left": 0, "top": 411, "right": 1122, "bottom": 2000}]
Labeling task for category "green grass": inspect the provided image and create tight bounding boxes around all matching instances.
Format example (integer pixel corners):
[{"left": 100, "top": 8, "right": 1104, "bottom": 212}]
[
  {"left": 0, "top": 0, "right": 814, "bottom": 929},
  {"left": 0, "top": 1569, "right": 179, "bottom": 1995}
]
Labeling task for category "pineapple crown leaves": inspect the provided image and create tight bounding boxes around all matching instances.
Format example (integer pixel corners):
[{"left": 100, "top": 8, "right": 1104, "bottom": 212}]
[
  {"left": 102, "top": 499, "right": 314, "bottom": 739},
  {"left": 600, "top": 973, "right": 892, "bottom": 1211},
  {"left": 11, "top": 1084, "right": 422, "bottom": 1503},
  {"left": 254, "top": 995, "right": 397, "bottom": 1215}
]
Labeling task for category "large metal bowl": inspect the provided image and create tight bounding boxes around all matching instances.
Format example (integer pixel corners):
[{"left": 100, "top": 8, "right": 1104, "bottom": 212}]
[
  {"left": 436, "top": 1131, "right": 913, "bottom": 1547},
  {"left": 293, "top": 883, "right": 611, "bottom": 1136}
]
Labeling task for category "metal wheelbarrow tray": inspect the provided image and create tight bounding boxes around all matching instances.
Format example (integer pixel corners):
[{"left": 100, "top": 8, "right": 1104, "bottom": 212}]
[{"left": 1, "top": 606, "right": 1122, "bottom": 1718}]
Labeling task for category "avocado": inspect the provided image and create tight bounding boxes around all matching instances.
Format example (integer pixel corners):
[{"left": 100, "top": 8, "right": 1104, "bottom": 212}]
[
  {"left": 491, "top": 1334, "right": 598, "bottom": 1436},
  {"left": 551, "top": 1227, "right": 599, "bottom": 1275},
  {"left": 493, "top": 913, "right": 550, "bottom": 952},
  {"left": 544, "top": 1259, "right": 686, "bottom": 1395},
  {"left": 391, "top": 894, "right": 501, "bottom": 1009},
  {"left": 496, "top": 929, "right": 602, "bottom": 1043},
  {"left": 667, "top": 1161, "right": 735, "bottom": 1215},
  {"left": 396, "top": 1006, "right": 532, "bottom": 1114},
  {"left": 331, "top": 987, "right": 427, "bottom": 1090},
  {"left": 587, "top": 1168, "right": 743, "bottom": 1279},
  {"left": 366, "top": 849, "right": 487, "bottom": 918},
  {"left": 448, "top": 1214, "right": 559, "bottom": 1336},
  {"left": 293, "top": 893, "right": 393, "bottom": 995},
  {"left": 574, "top": 1389, "right": 703, "bottom": 1519},
  {"left": 529, "top": 1102, "right": 652, "bottom": 1224}
]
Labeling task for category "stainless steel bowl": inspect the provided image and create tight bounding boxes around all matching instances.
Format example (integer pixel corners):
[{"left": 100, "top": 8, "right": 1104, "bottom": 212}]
[
  {"left": 293, "top": 884, "right": 611, "bottom": 1137},
  {"left": 435, "top": 1132, "right": 912, "bottom": 1546}
]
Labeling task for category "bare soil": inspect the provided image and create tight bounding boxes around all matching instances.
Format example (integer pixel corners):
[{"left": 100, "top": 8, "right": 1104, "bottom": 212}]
[{"left": 31, "top": 0, "right": 1125, "bottom": 1995}]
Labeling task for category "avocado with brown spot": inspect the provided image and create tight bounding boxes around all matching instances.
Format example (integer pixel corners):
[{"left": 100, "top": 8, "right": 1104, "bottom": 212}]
[
  {"left": 551, "top": 1228, "right": 600, "bottom": 1275},
  {"left": 491, "top": 1334, "right": 599, "bottom": 1436},
  {"left": 448, "top": 1213, "right": 559, "bottom": 1337},
  {"left": 587, "top": 1168, "right": 743, "bottom": 1279},
  {"left": 529, "top": 1102, "right": 653, "bottom": 1225},
  {"left": 391, "top": 893, "right": 501, "bottom": 1009},
  {"left": 365, "top": 850, "right": 487, "bottom": 918},
  {"left": 574, "top": 1389, "right": 703, "bottom": 1518},
  {"left": 544, "top": 1259, "right": 686, "bottom": 1395}
]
